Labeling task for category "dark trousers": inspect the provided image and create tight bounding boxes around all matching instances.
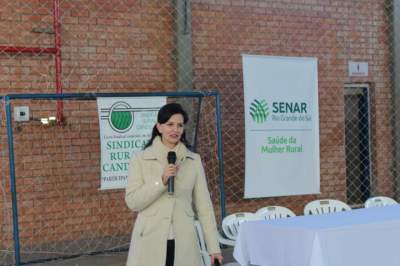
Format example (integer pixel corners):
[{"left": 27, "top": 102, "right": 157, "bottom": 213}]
[{"left": 166, "top": 240, "right": 175, "bottom": 266}]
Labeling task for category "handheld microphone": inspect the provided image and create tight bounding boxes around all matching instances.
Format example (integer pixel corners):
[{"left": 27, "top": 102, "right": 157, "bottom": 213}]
[{"left": 167, "top": 151, "right": 177, "bottom": 195}]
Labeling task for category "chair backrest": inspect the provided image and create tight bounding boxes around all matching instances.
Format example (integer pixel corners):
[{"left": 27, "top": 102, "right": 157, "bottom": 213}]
[
  {"left": 195, "top": 220, "right": 241, "bottom": 266},
  {"left": 221, "top": 212, "right": 262, "bottom": 240},
  {"left": 304, "top": 199, "right": 351, "bottom": 215},
  {"left": 194, "top": 220, "right": 211, "bottom": 266},
  {"left": 364, "top": 196, "right": 398, "bottom": 208},
  {"left": 256, "top": 206, "right": 296, "bottom": 220}
]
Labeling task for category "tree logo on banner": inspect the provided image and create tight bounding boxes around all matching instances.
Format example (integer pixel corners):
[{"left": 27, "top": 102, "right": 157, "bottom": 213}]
[
  {"left": 250, "top": 99, "right": 269, "bottom": 123},
  {"left": 108, "top": 101, "right": 134, "bottom": 133}
]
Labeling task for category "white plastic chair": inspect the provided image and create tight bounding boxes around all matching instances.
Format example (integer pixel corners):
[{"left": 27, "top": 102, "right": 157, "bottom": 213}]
[
  {"left": 221, "top": 212, "right": 262, "bottom": 241},
  {"left": 364, "top": 196, "right": 398, "bottom": 208},
  {"left": 218, "top": 231, "right": 235, "bottom": 247},
  {"left": 304, "top": 199, "right": 351, "bottom": 215},
  {"left": 194, "top": 220, "right": 211, "bottom": 266},
  {"left": 256, "top": 206, "right": 296, "bottom": 220},
  {"left": 194, "top": 220, "right": 240, "bottom": 266}
]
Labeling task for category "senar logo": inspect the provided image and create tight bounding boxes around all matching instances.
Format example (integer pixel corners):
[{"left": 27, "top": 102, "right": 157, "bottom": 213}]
[
  {"left": 250, "top": 99, "right": 269, "bottom": 123},
  {"left": 272, "top": 102, "right": 307, "bottom": 113}
]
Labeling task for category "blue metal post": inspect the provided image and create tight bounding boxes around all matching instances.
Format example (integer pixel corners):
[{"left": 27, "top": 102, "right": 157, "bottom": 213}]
[
  {"left": 215, "top": 92, "right": 226, "bottom": 219},
  {"left": 5, "top": 96, "right": 21, "bottom": 266}
]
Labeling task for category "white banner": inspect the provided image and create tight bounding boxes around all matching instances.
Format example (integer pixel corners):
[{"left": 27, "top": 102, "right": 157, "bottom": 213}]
[
  {"left": 243, "top": 55, "right": 320, "bottom": 198},
  {"left": 97, "top": 97, "right": 166, "bottom": 190}
]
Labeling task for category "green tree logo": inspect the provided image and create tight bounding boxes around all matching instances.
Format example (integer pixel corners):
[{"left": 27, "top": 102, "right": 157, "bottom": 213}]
[
  {"left": 249, "top": 99, "right": 269, "bottom": 123},
  {"left": 108, "top": 101, "right": 134, "bottom": 133}
]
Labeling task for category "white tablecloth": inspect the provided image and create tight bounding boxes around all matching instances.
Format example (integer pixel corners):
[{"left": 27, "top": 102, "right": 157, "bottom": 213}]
[{"left": 233, "top": 205, "right": 400, "bottom": 266}]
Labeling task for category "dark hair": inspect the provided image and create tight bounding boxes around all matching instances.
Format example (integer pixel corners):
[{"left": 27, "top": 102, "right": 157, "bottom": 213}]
[{"left": 144, "top": 103, "right": 189, "bottom": 149}]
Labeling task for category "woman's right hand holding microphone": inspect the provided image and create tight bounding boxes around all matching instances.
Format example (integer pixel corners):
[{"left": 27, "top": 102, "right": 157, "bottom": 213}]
[{"left": 161, "top": 164, "right": 179, "bottom": 185}]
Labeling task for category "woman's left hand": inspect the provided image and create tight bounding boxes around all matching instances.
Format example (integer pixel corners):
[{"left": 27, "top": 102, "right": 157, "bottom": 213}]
[{"left": 210, "top": 253, "right": 223, "bottom": 266}]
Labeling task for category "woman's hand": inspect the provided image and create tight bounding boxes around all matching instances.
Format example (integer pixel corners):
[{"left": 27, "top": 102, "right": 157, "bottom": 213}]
[
  {"left": 210, "top": 253, "right": 223, "bottom": 266},
  {"left": 161, "top": 164, "right": 179, "bottom": 185}
]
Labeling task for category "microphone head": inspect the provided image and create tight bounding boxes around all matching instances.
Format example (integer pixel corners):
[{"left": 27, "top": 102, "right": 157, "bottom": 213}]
[{"left": 167, "top": 151, "right": 177, "bottom": 164}]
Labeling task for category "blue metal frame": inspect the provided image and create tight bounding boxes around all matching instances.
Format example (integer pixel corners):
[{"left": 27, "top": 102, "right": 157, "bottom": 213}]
[
  {"left": 4, "top": 91, "right": 226, "bottom": 266},
  {"left": 5, "top": 95, "right": 22, "bottom": 266},
  {"left": 2, "top": 95, "right": 22, "bottom": 266},
  {"left": 5, "top": 91, "right": 217, "bottom": 100}
]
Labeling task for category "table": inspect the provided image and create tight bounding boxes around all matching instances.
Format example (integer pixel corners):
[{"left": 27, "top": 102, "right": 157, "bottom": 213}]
[{"left": 233, "top": 205, "right": 400, "bottom": 266}]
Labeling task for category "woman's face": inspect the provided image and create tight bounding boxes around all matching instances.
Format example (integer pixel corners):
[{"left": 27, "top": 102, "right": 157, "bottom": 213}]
[{"left": 157, "top": 113, "right": 185, "bottom": 149}]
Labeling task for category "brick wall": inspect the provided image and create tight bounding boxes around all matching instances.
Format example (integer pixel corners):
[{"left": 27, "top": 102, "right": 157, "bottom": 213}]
[
  {"left": 0, "top": 0, "right": 395, "bottom": 262},
  {"left": 191, "top": 0, "right": 393, "bottom": 213},
  {"left": 0, "top": 0, "right": 177, "bottom": 260},
  {"left": 0, "top": 0, "right": 176, "bottom": 93}
]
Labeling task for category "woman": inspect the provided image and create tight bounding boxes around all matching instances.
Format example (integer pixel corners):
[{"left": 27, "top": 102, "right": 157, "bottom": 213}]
[{"left": 125, "top": 103, "right": 223, "bottom": 266}]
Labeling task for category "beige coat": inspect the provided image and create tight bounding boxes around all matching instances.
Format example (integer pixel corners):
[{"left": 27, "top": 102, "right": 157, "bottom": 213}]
[{"left": 125, "top": 137, "right": 220, "bottom": 266}]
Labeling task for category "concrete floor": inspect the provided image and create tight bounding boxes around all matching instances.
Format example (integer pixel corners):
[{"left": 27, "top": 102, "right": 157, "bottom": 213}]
[
  {"left": 28, "top": 248, "right": 235, "bottom": 266},
  {"left": 30, "top": 252, "right": 126, "bottom": 266}
]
